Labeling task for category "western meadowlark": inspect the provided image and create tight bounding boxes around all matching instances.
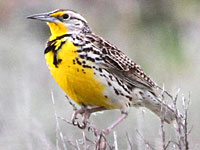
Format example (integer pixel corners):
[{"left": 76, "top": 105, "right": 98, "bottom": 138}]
[{"left": 27, "top": 9, "right": 176, "bottom": 134}]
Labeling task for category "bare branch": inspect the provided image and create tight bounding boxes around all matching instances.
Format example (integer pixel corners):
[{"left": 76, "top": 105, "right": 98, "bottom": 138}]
[
  {"left": 65, "top": 95, "right": 78, "bottom": 111},
  {"left": 136, "top": 129, "right": 154, "bottom": 150},
  {"left": 182, "top": 93, "right": 191, "bottom": 150},
  {"left": 164, "top": 140, "right": 171, "bottom": 150},
  {"left": 51, "top": 90, "right": 67, "bottom": 150},
  {"left": 126, "top": 132, "right": 133, "bottom": 150},
  {"left": 57, "top": 116, "right": 73, "bottom": 125},
  {"left": 157, "top": 84, "right": 173, "bottom": 99},
  {"left": 160, "top": 89, "right": 166, "bottom": 150},
  {"left": 95, "top": 134, "right": 107, "bottom": 150},
  {"left": 65, "top": 138, "right": 78, "bottom": 150},
  {"left": 76, "top": 140, "right": 81, "bottom": 150},
  {"left": 81, "top": 131, "right": 86, "bottom": 150},
  {"left": 113, "top": 131, "right": 118, "bottom": 150}
]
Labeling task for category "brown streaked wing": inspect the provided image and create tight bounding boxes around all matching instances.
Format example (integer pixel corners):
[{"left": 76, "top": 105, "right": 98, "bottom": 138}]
[{"left": 86, "top": 33, "right": 157, "bottom": 91}]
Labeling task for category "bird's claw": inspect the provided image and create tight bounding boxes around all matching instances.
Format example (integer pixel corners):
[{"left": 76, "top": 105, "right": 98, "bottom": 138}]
[
  {"left": 77, "top": 121, "right": 87, "bottom": 129},
  {"left": 72, "top": 109, "right": 88, "bottom": 129}
]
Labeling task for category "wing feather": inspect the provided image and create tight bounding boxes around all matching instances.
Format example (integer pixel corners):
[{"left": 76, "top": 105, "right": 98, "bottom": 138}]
[{"left": 85, "top": 33, "right": 157, "bottom": 91}]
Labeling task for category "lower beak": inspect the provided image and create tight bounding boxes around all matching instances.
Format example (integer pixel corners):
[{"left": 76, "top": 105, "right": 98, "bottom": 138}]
[{"left": 27, "top": 13, "right": 56, "bottom": 22}]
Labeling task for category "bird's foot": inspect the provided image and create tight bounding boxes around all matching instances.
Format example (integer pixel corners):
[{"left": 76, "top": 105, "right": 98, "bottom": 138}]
[
  {"left": 72, "top": 107, "right": 88, "bottom": 129},
  {"left": 72, "top": 106, "right": 106, "bottom": 129}
]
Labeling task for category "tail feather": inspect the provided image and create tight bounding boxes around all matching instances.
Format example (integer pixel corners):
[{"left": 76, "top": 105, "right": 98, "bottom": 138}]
[
  {"left": 133, "top": 89, "right": 177, "bottom": 124},
  {"left": 143, "top": 97, "right": 176, "bottom": 124}
]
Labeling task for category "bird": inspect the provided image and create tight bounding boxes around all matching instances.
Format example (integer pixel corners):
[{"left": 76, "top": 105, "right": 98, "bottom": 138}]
[{"left": 27, "top": 9, "right": 176, "bottom": 135}]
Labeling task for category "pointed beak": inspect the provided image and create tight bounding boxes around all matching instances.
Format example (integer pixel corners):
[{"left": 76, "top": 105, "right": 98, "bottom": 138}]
[{"left": 27, "top": 13, "right": 56, "bottom": 22}]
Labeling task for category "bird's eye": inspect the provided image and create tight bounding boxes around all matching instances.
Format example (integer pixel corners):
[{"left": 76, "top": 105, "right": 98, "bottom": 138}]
[{"left": 62, "top": 14, "right": 70, "bottom": 20}]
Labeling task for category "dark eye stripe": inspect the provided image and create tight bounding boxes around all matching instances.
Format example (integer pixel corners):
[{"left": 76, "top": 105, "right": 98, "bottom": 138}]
[{"left": 70, "top": 17, "right": 86, "bottom": 24}]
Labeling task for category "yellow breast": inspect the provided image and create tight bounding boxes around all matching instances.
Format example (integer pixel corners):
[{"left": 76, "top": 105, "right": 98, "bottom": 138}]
[{"left": 45, "top": 40, "right": 115, "bottom": 109}]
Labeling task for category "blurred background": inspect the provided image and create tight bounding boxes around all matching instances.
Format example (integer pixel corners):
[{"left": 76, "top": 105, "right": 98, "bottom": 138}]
[{"left": 0, "top": 0, "right": 200, "bottom": 149}]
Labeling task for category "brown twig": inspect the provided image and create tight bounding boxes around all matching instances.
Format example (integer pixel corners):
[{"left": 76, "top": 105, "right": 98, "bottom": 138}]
[
  {"left": 95, "top": 134, "right": 107, "bottom": 150},
  {"left": 173, "top": 89, "right": 183, "bottom": 150},
  {"left": 160, "top": 86, "right": 166, "bottom": 150},
  {"left": 164, "top": 140, "right": 172, "bottom": 150},
  {"left": 182, "top": 94, "right": 191, "bottom": 150}
]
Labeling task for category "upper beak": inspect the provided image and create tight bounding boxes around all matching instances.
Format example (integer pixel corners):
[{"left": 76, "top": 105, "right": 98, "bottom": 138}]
[{"left": 27, "top": 13, "right": 56, "bottom": 22}]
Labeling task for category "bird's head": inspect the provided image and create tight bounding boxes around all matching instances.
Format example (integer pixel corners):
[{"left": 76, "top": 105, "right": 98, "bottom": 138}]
[{"left": 27, "top": 9, "right": 90, "bottom": 40}]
